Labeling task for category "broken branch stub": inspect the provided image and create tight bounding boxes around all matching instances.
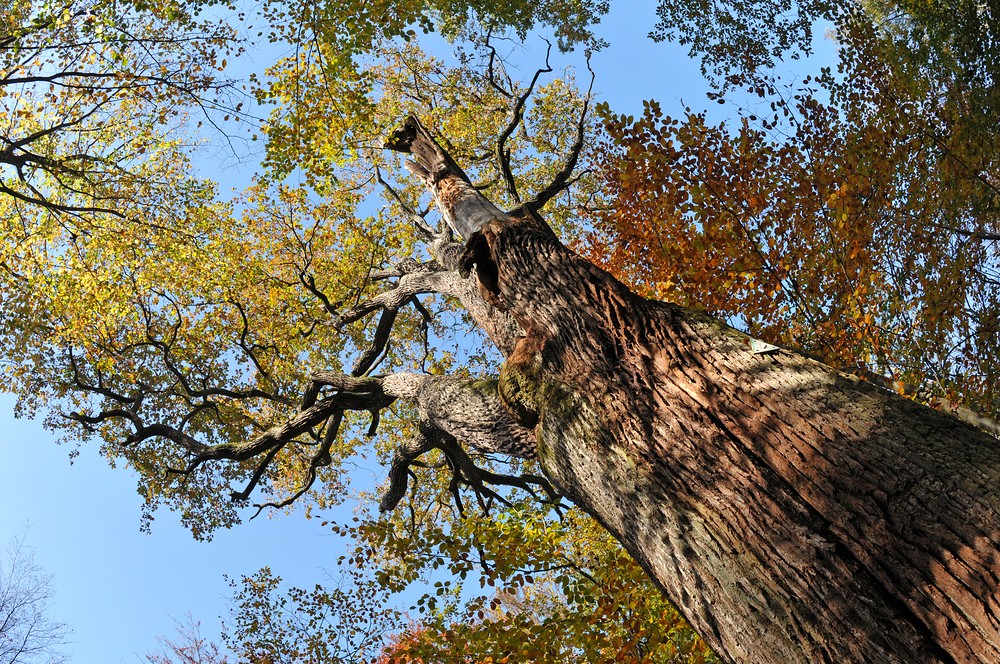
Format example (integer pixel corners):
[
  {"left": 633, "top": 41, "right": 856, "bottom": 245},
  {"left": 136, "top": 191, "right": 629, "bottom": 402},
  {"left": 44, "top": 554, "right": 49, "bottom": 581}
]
[{"left": 386, "top": 116, "right": 508, "bottom": 240}]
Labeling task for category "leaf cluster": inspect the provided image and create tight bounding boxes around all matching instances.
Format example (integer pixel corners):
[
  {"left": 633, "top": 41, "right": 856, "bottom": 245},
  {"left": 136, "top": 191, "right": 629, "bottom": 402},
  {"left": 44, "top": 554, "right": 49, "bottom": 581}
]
[
  {"left": 590, "top": 2, "right": 1000, "bottom": 420},
  {"left": 222, "top": 566, "right": 401, "bottom": 663},
  {"left": 0, "top": 0, "right": 240, "bottom": 218}
]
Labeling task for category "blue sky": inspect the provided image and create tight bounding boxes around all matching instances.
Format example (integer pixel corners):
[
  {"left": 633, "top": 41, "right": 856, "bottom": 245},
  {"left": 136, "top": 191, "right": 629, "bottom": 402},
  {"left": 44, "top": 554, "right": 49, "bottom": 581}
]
[
  {"left": 0, "top": 394, "right": 362, "bottom": 661},
  {"left": 0, "top": 2, "right": 836, "bottom": 661}
]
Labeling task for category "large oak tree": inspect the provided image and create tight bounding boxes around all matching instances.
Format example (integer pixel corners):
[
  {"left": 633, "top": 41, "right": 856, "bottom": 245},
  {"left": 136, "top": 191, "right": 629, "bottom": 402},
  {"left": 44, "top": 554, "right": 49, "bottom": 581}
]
[
  {"left": 375, "top": 115, "right": 1000, "bottom": 662},
  {"left": 4, "top": 1, "right": 1000, "bottom": 662}
]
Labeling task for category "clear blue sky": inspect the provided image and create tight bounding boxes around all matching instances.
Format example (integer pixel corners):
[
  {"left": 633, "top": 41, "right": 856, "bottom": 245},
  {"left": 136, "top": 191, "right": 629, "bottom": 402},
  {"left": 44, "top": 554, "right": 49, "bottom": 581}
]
[{"left": 0, "top": 2, "right": 836, "bottom": 660}]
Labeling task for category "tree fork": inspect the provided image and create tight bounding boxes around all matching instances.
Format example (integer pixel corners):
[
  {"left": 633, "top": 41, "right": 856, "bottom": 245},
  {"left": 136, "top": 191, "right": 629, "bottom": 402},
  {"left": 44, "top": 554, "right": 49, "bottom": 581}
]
[{"left": 388, "top": 116, "right": 1000, "bottom": 663}]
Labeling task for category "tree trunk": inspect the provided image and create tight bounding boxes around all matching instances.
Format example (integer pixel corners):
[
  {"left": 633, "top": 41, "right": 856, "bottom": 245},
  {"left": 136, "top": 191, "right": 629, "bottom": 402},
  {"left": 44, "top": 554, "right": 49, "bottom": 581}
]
[{"left": 391, "top": 118, "right": 1000, "bottom": 663}]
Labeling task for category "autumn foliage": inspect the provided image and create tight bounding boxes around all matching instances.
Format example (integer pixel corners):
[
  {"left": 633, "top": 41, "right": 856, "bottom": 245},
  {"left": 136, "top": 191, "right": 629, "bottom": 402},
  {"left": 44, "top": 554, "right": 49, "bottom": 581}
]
[
  {"left": 3, "top": 0, "right": 999, "bottom": 661},
  {"left": 586, "top": 10, "right": 1000, "bottom": 423}
]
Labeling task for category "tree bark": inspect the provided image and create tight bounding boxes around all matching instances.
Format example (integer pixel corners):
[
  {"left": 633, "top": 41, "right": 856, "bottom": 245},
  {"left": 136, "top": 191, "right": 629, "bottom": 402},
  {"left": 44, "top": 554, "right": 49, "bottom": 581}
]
[{"left": 390, "top": 117, "right": 1000, "bottom": 663}]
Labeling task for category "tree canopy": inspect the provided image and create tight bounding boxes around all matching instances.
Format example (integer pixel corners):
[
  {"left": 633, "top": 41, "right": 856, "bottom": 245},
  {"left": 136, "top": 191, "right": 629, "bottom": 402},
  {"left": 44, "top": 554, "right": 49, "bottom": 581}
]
[
  {"left": 2, "top": 0, "right": 998, "bottom": 661},
  {"left": 589, "top": 1, "right": 1000, "bottom": 425}
]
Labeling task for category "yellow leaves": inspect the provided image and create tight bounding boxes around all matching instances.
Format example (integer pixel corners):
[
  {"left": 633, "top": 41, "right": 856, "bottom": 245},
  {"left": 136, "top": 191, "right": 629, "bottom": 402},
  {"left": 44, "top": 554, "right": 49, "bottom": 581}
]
[
  {"left": 356, "top": 494, "right": 717, "bottom": 662},
  {"left": 3, "top": 9, "right": 700, "bottom": 659},
  {"left": 255, "top": 33, "right": 595, "bottom": 228}
]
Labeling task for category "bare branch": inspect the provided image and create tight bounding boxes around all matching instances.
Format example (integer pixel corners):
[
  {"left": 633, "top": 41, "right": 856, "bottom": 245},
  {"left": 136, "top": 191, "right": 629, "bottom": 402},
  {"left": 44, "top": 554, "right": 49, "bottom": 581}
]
[
  {"left": 924, "top": 220, "right": 1000, "bottom": 242},
  {"left": 517, "top": 56, "right": 595, "bottom": 216},
  {"left": 230, "top": 444, "right": 283, "bottom": 503},
  {"left": 334, "top": 267, "right": 459, "bottom": 328},
  {"left": 496, "top": 40, "right": 554, "bottom": 203},
  {"left": 484, "top": 33, "right": 515, "bottom": 100}
]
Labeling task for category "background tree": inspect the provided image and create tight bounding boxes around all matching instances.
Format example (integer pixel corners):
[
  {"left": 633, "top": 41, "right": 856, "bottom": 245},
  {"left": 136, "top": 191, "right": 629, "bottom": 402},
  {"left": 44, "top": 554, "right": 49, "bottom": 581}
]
[
  {"left": 0, "top": 533, "right": 69, "bottom": 664},
  {"left": 147, "top": 614, "right": 230, "bottom": 664},
  {"left": 220, "top": 567, "right": 401, "bottom": 663}
]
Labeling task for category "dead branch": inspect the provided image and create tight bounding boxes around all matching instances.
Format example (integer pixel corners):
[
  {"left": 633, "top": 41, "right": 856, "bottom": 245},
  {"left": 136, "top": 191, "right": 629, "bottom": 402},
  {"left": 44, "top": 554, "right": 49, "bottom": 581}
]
[
  {"left": 386, "top": 116, "right": 508, "bottom": 240},
  {"left": 484, "top": 33, "right": 515, "bottom": 100}
]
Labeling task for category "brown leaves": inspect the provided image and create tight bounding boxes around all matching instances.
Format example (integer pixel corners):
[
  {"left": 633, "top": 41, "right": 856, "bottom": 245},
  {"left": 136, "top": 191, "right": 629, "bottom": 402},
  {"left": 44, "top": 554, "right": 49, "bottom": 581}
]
[{"left": 588, "top": 8, "right": 1000, "bottom": 423}]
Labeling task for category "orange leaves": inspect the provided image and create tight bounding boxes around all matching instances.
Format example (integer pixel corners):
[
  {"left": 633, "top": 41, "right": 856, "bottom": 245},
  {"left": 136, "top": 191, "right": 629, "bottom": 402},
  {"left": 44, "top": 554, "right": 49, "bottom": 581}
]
[{"left": 589, "top": 20, "right": 1000, "bottom": 423}]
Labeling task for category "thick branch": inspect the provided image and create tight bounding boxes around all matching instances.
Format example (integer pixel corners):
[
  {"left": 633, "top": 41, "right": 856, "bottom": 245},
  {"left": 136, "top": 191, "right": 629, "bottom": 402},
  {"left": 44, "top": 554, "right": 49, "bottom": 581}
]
[
  {"left": 334, "top": 268, "right": 459, "bottom": 328},
  {"left": 374, "top": 373, "right": 540, "bottom": 513},
  {"left": 335, "top": 250, "right": 521, "bottom": 357},
  {"left": 379, "top": 426, "right": 438, "bottom": 512},
  {"left": 381, "top": 373, "right": 536, "bottom": 459},
  {"left": 386, "top": 116, "right": 508, "bottom": 239},
  {"left": 168, "top": 376, "right": 395, "bottom": 479}
]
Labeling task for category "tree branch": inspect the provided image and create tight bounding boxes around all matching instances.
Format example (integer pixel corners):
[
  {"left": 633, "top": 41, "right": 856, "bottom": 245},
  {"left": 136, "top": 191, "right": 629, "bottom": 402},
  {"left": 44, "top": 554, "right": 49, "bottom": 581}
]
[
  {"left": 375, "top": 164, "right": 435, "bottom": 238},
  {"left": 386, "top": 116, "right": 508, "bottom": 239},
  {"left": 495, "top": 41, "right": 553, "bottom": 203},
  {"left": 379, "top": 425, "right": 438, "bottom": 512},
  {"left": 517, "top": 56, "right": 595, "bottom": 216}
]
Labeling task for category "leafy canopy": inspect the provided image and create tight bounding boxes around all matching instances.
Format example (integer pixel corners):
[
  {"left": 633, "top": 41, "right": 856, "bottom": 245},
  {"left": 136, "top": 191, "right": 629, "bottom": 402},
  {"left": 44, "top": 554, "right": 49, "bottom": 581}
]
[
  {"left": 2, "top": 0, "right": 718, "bottom": 660},
  {"left": 8, "top": 0, "right": 996, "bottom": 661},
  {"left": 589, "top": 1, "right": 1000, "bottom": 424}
]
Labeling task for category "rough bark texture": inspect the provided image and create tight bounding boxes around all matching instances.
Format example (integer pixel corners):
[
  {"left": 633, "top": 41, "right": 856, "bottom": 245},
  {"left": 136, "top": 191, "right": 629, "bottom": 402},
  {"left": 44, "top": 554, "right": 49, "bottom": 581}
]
[
  {"left": 492, "top": 214, "right": 1000, "bottom": 663},
  {"left": 390, "top": 117, "right": 1000, "bottom": 664}
]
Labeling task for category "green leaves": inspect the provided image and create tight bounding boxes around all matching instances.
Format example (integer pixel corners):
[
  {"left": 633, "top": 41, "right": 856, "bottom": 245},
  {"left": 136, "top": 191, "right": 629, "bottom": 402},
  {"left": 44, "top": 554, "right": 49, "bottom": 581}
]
[
  {"left": 335, "top": 502, "right": 717, "bottom": 662},
  {"left": 649, "top": 0, "right": 838, "bottom": 86},
  {"left": 224, "top": 566, "right": 401, "bottom": 661}
]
